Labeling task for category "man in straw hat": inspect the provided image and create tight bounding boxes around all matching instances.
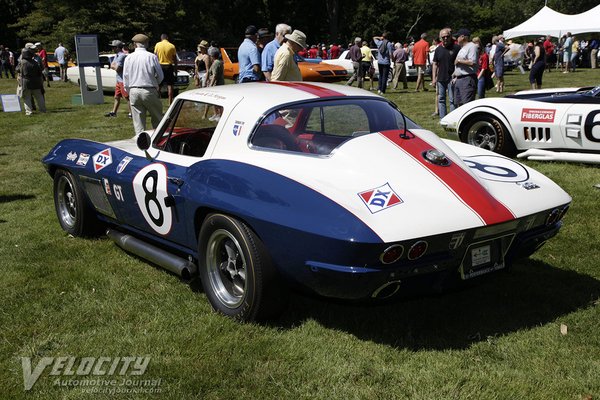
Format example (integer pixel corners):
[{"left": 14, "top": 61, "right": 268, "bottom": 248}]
[
  {"left": 123, "top": 33, "right": 164, "bottom": 135},
  {"left": 271, "top": 30, "right": 307, "bottom": 81}
]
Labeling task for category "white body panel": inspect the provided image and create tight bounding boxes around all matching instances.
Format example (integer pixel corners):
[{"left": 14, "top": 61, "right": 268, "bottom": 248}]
[
  {"left": 111, "top": 83, "right": 571, "bottom": 242},
  {"left": 440, "top": 94, "right": 600, "bottom": 155}
]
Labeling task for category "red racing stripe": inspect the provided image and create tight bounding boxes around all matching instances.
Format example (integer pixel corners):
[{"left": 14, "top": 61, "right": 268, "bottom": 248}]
[
  {"left": 266, "top": 81, "right": 345, "bottom": 98},
  {"left": 380, "top": 130, "right": 515, "bottom": 225}
]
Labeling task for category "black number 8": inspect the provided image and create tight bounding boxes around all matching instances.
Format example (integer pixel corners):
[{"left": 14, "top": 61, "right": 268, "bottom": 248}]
[
  {"left": 464, "top": 160, "right": 517, "bottom": 177},
  {"left": 142, "top": 170, "right": 164, "bottom": 227}
]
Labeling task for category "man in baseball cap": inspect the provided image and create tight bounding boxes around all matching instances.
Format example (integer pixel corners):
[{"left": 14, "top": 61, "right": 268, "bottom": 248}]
[
  {"left": 105, "top": 39, "right": 131, "bottom": 118},
  {"left": 122, "top": 33, "right": 164, "bottom": 135},
  {"left": 237, "top": 25, "right": 261, "bottom": 82}
]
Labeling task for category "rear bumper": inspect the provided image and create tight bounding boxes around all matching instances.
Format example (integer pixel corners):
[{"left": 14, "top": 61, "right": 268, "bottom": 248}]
[{"left": 297, "top": 221, "right": 564, "bottom": 300}]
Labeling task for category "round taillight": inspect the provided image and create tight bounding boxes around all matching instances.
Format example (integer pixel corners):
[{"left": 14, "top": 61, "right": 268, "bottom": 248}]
[
  {"left": 408, "top": 241, "right": 428, "bottom": 260},
  {"left": 380, "top": 244, "right": 404, "bottom": 265}
]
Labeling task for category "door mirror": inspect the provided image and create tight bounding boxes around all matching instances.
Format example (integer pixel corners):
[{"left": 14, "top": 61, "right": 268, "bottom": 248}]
[{"left": 137, "top": 131, "right": 151, "bottom": 150}]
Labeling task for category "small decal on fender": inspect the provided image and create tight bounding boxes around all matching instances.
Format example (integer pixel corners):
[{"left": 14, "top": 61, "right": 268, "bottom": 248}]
[
  {"left": 233, "top": 121, "right": 244, "bottom": 136},
  {"left": 76, "top": 153, "right": 90, "bottom": 166}
]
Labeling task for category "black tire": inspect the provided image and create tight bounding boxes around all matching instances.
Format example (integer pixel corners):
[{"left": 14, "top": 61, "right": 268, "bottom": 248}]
[
  {"left": 53, "top": 169, "right": 101, "bottom": 237},
  {"left": 198, "top": 213, "right": 287, "bottom": 322},
  {"left": 461, "top": 115, "right": 516, "bottom": 157}
]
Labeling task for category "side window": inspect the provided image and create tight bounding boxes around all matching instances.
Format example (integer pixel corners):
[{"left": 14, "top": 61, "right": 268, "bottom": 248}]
[
  {"left": 306, "top": 104, "right": 370, "bottom": 136},
  {"left": 154, "top": 100, "right": 223, "bottom": 157}
]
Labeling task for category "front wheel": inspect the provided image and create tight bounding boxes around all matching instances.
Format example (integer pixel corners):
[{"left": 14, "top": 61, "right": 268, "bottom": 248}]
[
  {"left": 462, "top": 116, "right": 516, "bottom": 156},
  {"left": 53, "top": 169, "right": 101, "bottom": 237},
  {"left": 198, "top": 213, "right": 287, "bottom": 322}
]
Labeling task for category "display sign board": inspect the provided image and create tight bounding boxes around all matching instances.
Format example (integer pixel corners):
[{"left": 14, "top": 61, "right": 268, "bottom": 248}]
[
  {"left": 75, "top": 34, "right": 101, "bottom": 67},
  {"left": 1, "top": 94, "right": 22, "bottom": 112}
]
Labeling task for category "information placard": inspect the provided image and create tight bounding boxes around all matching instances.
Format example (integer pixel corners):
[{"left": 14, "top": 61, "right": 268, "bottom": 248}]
[
  {"left": 75, "top": 34, "right": 100, "bottom": 67},
  {"left": 1, "top": 94, "right": 22, "bottom": 112}
]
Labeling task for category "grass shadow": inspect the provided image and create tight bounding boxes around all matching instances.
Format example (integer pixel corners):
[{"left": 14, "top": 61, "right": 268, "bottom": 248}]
[
  {"left": 0, "top": 194, "right": 36, "bottom": 204},
  {"left": 275, "top": 259, "right": 600, "bottom": 351}
]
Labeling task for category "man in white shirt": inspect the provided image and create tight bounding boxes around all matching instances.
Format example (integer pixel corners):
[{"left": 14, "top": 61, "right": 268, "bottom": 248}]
[
  {"left": 123, "top": 33, "right": 164, "bottom": 135},
  {"left": 453, "top": 28, "right": 478, "bottom": 107},
  {"left": 54, "top": 43, "right": 69, "bottom": 81}
]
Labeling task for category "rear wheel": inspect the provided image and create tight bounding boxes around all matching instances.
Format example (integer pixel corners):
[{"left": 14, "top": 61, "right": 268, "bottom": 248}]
[
  {"left": 53, "top": 169, "right": 101, "bottom": 237},
  {"left": 462, "top": 115, "right": 516, "bottom": 156},
  {"left": 198, "top": 213, "right": 287, "bottom": 322}
]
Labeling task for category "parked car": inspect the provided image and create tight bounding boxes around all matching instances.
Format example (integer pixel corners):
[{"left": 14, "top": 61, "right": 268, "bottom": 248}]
[
  {"left": 43, "top": 82, "right": 571, "bottom": 321},
  {"left": 323, "top": 48, "right": 433, "bottom": 81},
  {"left": 440, "top": 84, "right": 600, "bottom": 160},
  {"left": 220, "top": 47, "right": 347, "bottom": 82},
  {"left": 47, "top": 52, "right": 76, "bottom": 79},
  {"left": 66, "top": 53, "right": 190, "bottom": 93},
  {"left": 177, "top": 50, "right": 197, "bottom": 74}
]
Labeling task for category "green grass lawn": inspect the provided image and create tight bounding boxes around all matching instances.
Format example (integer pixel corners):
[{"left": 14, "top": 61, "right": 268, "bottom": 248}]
[{"left": 1, "top": 69, "right": 599, "bottom": 399}]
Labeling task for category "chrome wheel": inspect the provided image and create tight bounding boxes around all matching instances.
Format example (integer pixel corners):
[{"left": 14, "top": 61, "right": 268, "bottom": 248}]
[
  {"left": 206, "top": 229, "right": 247, "bottom": 308},
  {"left": 56, "top": 175, "right": 77, "bottom": 229},
  {"left": 467, "top": 120, "right": 498, "bottom": 151}
]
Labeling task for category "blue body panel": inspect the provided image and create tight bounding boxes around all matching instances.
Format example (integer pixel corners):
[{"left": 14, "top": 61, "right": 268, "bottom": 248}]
[{"left": 43, "top": 140, "right": 386, "bottom": 296}]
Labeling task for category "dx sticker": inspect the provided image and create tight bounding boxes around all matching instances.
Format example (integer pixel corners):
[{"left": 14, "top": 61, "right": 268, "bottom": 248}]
[{"left": 133, "top": 164, "right": 173, "bottom": 235}]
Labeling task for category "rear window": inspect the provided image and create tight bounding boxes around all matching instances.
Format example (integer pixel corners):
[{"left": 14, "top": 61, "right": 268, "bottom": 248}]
[{"left": 251, "top": 98, "right": 418, "bottom": 155}]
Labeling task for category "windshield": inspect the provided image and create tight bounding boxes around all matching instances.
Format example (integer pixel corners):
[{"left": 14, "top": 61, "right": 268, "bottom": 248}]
[
  {"left": 251, "top": 98, "right": 419, "bottom": 155},
  {"left": 585, "top": 85, "right": 600, "bottom": 97}
]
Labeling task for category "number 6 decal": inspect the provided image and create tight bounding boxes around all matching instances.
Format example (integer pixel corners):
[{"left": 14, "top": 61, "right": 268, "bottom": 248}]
[{"left": 133, "top": 164, "right": 173, "bottom": 235}]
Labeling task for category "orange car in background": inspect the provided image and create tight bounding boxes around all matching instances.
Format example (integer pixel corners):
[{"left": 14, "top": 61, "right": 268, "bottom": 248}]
[{"left": 220, "top": 48, "right": 347, "bottom": 83}]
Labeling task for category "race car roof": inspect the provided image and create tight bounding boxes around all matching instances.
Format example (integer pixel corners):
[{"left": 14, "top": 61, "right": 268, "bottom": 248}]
[{"left": 176, "top": 81, "right": 379, "bottom": 111}]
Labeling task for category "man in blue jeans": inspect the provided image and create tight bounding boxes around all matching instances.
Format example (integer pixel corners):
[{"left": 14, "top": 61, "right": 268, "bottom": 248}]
[
  {"left": 373, "top": 32, "right": 394, "bottom": 94},
  {"left": 432, "top": 28, "right": 460, "bottom": 118}
]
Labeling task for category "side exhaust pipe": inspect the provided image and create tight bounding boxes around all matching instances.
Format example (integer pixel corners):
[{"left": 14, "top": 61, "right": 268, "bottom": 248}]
[{"left": 106, "top": 228, "right": 197, "bottom": 279}]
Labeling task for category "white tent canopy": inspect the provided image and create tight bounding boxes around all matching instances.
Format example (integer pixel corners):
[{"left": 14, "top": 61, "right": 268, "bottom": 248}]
[{"left": 503, "top": 5, "right": 600, "bottom": 39}]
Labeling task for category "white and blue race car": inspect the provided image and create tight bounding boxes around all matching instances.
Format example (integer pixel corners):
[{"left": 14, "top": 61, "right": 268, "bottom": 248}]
[
  {"left": 440, "top": 85, "right": 600, "bottom": 163},
  {"left": 43, "top": 82, "right": 571, "bottom": 321}
]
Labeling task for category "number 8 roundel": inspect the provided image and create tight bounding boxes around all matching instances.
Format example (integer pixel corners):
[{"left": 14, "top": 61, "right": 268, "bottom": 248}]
[{"left": 133, "top": 163, "right": 173, "bottom": 235}]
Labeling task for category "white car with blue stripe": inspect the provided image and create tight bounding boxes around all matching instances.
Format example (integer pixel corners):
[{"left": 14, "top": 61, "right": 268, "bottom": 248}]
[{"left": 43, "top": 82, "right": 571, "bottom": 321}]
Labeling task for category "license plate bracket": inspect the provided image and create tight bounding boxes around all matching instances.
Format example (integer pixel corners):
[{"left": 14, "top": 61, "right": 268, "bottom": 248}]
[{"left": 460, "top": 239, "right": 506, "bottom": 280}]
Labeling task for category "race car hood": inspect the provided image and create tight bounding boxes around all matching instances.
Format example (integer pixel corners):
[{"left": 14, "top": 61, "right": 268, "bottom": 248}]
[{"left": 237, "top": 129, "right": 571, "bottom": 242}]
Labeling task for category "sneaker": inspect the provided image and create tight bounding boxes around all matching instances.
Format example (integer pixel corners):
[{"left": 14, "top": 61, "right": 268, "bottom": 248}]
[
  {"left": 127, "top": 113, "right": 132, "bottom": 118},
  {"left": 105, "top": 112, "right": 117, "bottom": 117}
]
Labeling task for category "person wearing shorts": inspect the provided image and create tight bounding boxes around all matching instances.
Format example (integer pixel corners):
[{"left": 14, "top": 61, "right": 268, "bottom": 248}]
[
  {"left": 154, "top": 33, "right": 177, "bottom": 104},
  {"left": 105, "top": 40, "right": 131, "bottom": 118}
]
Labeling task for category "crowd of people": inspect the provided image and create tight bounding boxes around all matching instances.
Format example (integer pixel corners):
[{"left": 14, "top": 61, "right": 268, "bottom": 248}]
[{"left": 3, "top": 24, "right": 599, "bottom": 129}]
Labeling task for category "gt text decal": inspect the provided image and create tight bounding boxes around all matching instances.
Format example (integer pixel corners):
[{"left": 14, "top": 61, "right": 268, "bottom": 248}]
[
  {"left": 358, "top": 183, "right": 403, "bottom": 214},
  {"left": 133, "top": 164, "right": 173, "bottom": 235},
  {"left": 521, "top": 108, "right": 555, "bottom": 123},
  {"left": 584, "top": 110, "right": 600, "bottom": 143},
  {"left": 462, "top": 155, "right": 529, "bottom": 183},
  {"left": 113, "top": 184, "right": 124, "bottom": 201},
  {"left": 93, "top": 148, "right": 113, "bottom": 173}
]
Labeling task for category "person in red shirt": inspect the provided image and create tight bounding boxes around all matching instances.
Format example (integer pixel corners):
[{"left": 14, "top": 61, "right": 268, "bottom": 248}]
[
  {"left": 473, "top": 37, "right": 490, "bottom": 99},
  {"left": 308, "top": 45, "right": 319, "bottom": 58},
  {"left": 330, "top": 44, "right": 341, "bottom": 59},
  {"left": 543, "top": 35, "right": 555, "bottom": 72},
  {"left": 412, "top": 33, "right": 429, "bottom": 92},
  {"left": 36, "top": 42, "right": 50, "bottom": 87}
]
